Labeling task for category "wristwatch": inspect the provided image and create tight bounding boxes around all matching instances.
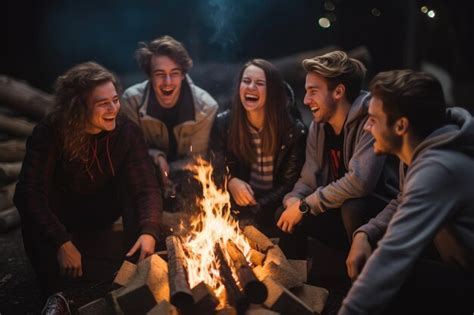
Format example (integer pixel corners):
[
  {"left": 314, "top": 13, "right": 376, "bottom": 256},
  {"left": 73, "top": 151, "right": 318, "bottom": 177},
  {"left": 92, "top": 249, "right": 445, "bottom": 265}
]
[{"left": 299, "top": 198, "right": 311, "bottom": 215}]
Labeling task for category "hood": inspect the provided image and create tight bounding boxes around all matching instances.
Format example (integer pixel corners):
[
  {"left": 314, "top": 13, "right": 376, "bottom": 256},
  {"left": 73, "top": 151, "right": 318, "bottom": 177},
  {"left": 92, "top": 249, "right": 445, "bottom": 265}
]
[
  {"left": 345, "top": 90, "right": 371, "bottom": 127},
  {"left": 412, "top": 107, "right": 474, "bottom": 160}
]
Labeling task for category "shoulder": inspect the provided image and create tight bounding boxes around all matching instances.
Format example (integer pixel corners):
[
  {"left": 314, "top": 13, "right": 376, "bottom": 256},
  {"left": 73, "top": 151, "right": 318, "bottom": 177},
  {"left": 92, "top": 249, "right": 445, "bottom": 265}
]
[
  {"left": 289, "top": 118, "right": 307, "bottom": 140},
  {"left": 187, "top": 76, "right": 218, "bottom": 113},
  {"left": 122, "top": 80, "right": 149, "bottom": 99},
  {"left": 113, "top": 115, "right": 143, "bottom": 139}
]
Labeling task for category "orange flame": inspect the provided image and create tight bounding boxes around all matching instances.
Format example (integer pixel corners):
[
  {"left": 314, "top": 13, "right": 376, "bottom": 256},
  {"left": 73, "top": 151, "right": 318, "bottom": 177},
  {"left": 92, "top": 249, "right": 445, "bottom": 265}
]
[{"left": 181, "top": 158, "right": 251, "bottom": 304}]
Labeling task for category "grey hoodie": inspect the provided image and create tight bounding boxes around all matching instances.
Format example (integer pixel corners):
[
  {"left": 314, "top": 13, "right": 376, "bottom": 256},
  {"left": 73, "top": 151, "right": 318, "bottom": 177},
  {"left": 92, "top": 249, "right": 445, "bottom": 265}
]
[
  {"left": 284, "top": 91, "right": 398, "bottom": 213},
  {"left": 340, "top": 107, "right": 474, "bottom": 315}
]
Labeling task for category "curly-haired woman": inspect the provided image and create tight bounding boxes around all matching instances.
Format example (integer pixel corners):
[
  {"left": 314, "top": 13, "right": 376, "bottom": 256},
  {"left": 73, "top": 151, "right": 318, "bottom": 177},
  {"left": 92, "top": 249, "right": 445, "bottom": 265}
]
[{"left": 14, "top": 62, "right": 162, "bottom": 308}]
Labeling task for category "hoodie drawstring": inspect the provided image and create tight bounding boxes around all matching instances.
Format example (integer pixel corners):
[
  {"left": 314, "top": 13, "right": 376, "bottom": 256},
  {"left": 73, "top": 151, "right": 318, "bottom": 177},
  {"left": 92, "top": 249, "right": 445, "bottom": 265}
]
[{"left": 86, "top": 136, "right": 116, "bottom": 181}]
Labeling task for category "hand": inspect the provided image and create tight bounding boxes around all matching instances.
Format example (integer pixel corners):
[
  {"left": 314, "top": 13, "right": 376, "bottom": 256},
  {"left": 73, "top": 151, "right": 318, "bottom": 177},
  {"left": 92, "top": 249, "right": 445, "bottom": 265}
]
[
  {"left": 154, "top": 154, "right": 170, "bottom": 185},
  {"left": 346, "top": 232, "right": 372, "bottom": 282},
  {"left": 57, "top": 241, "right": 82, "bottom": 278},
  {"left": 227, "top": 178, "right": 257, "bottom": 206},
  {"left": 126, "top": 234, "right": 156, "bottom": 262},
  {"left": 277, "top": 200, "right": 304, "bottom": 234},
  {"left": 284, "top": 197, "right": 300, "bottom": 209}
]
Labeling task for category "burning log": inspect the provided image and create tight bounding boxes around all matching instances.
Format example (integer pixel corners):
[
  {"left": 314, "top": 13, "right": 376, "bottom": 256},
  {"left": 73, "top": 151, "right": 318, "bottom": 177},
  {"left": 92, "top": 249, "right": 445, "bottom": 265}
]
[
  {"left": 288, "top": 259, "right": 307, "bottom": 283},
  {"left": 0, "top": 75, "right": 53, "bottom": 119},
  {"left": 0, "top": 113, "right": 35, "bottom": 138},
  {"left": 248, "top": 248, "right": 265, "bottom": 266},
  {"left": 165, "top": 235, "right": 194, "bottom": 310},
  {"left": 262, "top": 276, "right": 313, "bottom": 315},
  {"left": 226, "top": 240, "right": 267, "bottom": 304},
  {"left": 215, "top": 306, "right": 237, "bottom": 315},
  {"left": 190, "top": 281, "right": 219, "bottom": 315},
  {"left": 214, "top": 242, "right": 249, "bottom": 315},
  {"left": 242, "top": 225, "right": 274, "bottom": 253},
  {"left": 0, "top": 140, "right": 26, "bottom": 162}
]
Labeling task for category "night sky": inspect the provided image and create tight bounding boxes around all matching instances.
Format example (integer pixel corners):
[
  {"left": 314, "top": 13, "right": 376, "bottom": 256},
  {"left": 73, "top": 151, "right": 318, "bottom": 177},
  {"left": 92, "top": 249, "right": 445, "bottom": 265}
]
[{"left": 4, "top": 0, "right": 474, "bottom": 104}]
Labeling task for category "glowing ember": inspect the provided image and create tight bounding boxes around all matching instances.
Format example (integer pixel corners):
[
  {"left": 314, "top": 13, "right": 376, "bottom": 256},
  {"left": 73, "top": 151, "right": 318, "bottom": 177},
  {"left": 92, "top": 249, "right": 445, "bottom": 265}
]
[{"left": 181, "top": 158, "right": 252, "bottom": 305}]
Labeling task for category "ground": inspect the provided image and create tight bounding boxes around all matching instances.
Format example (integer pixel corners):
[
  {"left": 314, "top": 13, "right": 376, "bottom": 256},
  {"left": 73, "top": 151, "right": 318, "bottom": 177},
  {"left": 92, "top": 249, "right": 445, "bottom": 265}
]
[{"left": 0, "top": 227, "right": 348, "bottom": 315}]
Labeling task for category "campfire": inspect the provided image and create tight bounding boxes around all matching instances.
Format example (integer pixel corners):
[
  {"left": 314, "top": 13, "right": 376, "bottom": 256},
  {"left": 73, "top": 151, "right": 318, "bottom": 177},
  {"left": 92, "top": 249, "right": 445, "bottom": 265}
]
[{"left": 78, "top": 159, "right": 329, "bottom": 315}]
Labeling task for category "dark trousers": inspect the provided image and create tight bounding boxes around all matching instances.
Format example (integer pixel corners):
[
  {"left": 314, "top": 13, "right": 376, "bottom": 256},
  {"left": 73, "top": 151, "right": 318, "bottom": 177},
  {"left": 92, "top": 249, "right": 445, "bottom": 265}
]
[
  {"left": 383, "top": 259, "right": 474, "bottom": 315},
  {"left": 279, "top": 196, "right": 387, "bottom": 259},
  {"left": 22, "top": 225, "right": 127, "bottom": 303}
]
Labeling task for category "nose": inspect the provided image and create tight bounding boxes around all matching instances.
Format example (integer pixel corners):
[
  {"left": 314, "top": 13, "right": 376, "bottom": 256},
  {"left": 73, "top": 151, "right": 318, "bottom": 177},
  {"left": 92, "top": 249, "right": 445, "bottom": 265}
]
[
  {"left": 363, "top": 120, "right": 372, "bottom": 132},
  {"left": 164, "top": 74, "right": 172, "bottom": 84},
  {"left": 303, "top": 92, "right": 311, "bottom": 106}
]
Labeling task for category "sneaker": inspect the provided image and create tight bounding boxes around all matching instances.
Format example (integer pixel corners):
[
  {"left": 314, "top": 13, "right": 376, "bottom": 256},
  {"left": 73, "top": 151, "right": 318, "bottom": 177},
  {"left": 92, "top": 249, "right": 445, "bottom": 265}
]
[{"left": 41, "top": 292, "right": 71, "bottom": 315}]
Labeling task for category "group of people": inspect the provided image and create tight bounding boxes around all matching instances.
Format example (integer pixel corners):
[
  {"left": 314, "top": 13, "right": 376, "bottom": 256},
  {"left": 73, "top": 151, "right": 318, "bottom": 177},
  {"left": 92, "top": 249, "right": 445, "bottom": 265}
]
[{"left": 14, "top": 35, "right": 473, "bottom": 314}]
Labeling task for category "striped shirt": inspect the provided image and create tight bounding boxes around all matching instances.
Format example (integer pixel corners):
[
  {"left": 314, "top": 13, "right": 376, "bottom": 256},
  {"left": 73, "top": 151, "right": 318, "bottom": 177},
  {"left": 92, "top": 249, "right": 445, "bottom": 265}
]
[{"left": 248, "top": 125, "right": 274, "bottom": 191}]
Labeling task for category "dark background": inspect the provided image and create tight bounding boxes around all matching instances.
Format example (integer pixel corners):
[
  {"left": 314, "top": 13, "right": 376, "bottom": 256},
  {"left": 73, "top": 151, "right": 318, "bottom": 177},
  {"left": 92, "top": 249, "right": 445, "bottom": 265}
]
[{"left": 3, "top": 0, "right": 474, "bottom": 109}]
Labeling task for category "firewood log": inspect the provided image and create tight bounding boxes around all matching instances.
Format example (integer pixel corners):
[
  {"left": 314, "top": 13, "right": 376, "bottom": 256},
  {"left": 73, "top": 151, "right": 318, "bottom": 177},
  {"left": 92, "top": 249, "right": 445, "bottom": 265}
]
[
  {"left": 0, "top": 114, "right": 35, "bottom": 138},
  {"left": 0, "top": 207, "right": 21, "bottom": 230},
  {"left": 262, "top": 276, "right": 313, "bottom": 315},
  {"left": 226, "top": 240, "right": 267, "bottom": 304},
  {"left": 189, "top": 282, "right": 219, "bottom": 315},
  {"left": 0, "top": 162, "right": 22, "bottom": 184},
  {"left": 0, "top": 182, "right": 16, "bottom": 211},
  {"left": 0, "top": 76, "right": 53, "bottom": 119},
  {"left": 214, "top": 242, "right": 249, "bottom": 315},
  {"left": 0, "top": 140, "right": 26, "bottom": 162},
  {"left": 165, "top": 236, "right": 194, "bottom": 310},
  {"left": 242, "top": 225, "right": 274, "bottom": 253}
]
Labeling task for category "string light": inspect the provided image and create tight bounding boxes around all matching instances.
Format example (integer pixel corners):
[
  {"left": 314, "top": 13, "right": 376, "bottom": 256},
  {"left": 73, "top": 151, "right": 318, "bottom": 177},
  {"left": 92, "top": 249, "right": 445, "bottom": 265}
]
[
  {"left": 427, "top": 10, "right": 436, "bottom": 18},
  {"left": 420, "top": 6, "right": 428, "bottom": 14},
  {"left": 318, "top": 17, "right": 331, "bottom": 28}
]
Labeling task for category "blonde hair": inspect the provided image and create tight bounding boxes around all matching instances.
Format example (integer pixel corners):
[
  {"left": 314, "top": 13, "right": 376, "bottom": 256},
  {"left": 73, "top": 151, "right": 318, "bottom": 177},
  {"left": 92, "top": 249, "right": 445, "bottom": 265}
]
[{"left": 302, "top": 50, "right": 367, "bottom": 103}]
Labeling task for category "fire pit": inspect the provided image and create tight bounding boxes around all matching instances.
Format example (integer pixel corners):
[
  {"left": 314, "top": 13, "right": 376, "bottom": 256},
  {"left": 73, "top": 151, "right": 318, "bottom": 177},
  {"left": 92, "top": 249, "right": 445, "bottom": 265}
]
[{"left": 78, "top": 159, "right": 328, "bottom": 315}]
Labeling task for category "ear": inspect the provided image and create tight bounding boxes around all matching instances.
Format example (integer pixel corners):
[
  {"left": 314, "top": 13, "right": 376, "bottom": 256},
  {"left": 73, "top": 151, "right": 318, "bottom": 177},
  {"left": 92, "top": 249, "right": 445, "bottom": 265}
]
[
  {"left": 394, "top": 117, "right": 410, "bottom": 136},
  {"left": 333, "top": 84, "right": 345, "bottom": 100}
]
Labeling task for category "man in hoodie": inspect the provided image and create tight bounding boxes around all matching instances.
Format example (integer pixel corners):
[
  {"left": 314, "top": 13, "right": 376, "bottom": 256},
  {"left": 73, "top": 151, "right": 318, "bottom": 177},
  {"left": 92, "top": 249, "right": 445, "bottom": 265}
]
[
  {"left": 121, "top": 35, "right": 218, "bottom": 203},
  {"left": 277, "top": 51, "right": 398, "bottom": 257},
  {"left": 14, "top": 62, "right": 162, "bottom": 311},
  {"left": 340, "top": 70, "right": 474, "bottom": 314}
]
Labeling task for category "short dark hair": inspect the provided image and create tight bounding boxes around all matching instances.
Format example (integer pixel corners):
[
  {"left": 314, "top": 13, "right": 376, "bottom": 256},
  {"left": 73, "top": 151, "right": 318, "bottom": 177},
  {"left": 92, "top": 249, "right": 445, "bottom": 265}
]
[
  {"left": 369, "top": 70, "right": 446, "bottom": 138},
  {"left": 135, "top": 35, "right": 193, "bottom": 76},
  {"left": 302, "top": 50, "right": 366, "bottom": 103}
]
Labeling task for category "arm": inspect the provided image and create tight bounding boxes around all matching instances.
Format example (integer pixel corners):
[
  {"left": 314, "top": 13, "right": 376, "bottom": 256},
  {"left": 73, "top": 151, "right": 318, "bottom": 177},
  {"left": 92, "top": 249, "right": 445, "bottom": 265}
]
[
  {"left": 306, "top": 126, "right": 386, "bottom": 214},
  {"left": 13, "top": 121, "right": 71, "bottom": 248},
  {"left": 283, "top": 121, "right": 320, "bottom": 204},
  {"left": 339, "top": 161, "right": 456, "bottom": 315},
  {"left": 123, "top": 122, "right": 163, "bottom": 245},
  {"left": 257, "top": 125, "right": 307, "bottom": 210}
]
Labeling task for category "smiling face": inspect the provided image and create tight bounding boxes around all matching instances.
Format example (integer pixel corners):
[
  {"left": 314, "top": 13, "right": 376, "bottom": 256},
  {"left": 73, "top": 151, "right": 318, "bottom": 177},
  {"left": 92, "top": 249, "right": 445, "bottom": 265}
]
[
  {"left": 85, "top": 81, "right": 120, "bottom": 134},
  {"left": 150, "top": 55, "right": 185, "bottom": 108},
  {"left": 364, "top": 96, "right": 402, "bottom": 155},
  {"left": 303, "top": 72, "right": 338, "bottom": 124},
  {"left": 239, "top": 65, "right": 267, "bottom": 117}
]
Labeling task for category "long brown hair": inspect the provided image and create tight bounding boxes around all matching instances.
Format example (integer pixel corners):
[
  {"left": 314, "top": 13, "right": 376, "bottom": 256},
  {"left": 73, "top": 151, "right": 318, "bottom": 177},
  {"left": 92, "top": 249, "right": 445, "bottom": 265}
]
[
  {"left": 228, "top": 59, "right": 291, "bottom": 164},
  {"left": 50, "top": 62, "right": 119, "bottom": 164}
]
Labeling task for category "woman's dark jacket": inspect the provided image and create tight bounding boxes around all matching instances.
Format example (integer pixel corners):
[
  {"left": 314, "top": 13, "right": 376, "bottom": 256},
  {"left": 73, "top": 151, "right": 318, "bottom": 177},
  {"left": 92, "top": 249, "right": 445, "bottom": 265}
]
[
  {"left": 14, "top": 115, "right": 162, "bottom": 249},
  {"left": 209, "top": 110, "right": 307, "bottom": 216}
]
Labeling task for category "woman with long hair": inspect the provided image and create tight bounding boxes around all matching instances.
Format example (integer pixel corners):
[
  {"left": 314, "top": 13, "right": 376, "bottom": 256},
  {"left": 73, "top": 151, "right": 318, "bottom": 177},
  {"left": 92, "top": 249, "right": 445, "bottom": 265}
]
[
  {"left": 14, "top": 62, "right": 162, "bottom": 310},
  {"left": 211, "top": 59, "right": 306, "bottom": 235}
]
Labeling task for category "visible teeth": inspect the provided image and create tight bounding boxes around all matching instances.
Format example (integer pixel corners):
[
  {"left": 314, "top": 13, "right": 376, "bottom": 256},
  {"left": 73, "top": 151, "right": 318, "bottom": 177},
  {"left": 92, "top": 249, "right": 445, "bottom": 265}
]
[
  {"left": 310, "top": 107, "right": 319, "bottom": 113},
  {"left": 245, "top": 94, "right": 258, "bottom": 100}
]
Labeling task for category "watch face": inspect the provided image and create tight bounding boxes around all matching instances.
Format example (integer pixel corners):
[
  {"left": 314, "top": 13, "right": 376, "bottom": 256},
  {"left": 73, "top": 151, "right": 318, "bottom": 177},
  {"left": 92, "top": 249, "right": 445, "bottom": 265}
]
[{"left": 299, "top": 200, "right": 310, "bottom": 213}]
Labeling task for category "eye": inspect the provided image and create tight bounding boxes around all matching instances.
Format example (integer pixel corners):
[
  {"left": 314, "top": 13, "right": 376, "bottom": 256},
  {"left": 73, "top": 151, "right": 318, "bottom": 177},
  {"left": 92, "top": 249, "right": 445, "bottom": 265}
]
[{"left": 242, "top": 78, "right": 250, "bottom": 84}]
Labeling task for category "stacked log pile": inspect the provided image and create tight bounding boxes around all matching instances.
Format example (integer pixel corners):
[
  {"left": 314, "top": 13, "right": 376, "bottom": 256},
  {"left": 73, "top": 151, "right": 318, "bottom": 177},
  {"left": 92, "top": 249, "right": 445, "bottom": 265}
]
[
  {"left": 78, "top": 225, "right": 328, "bottom": 315},
  {"left": 0, "top": 76, "right": 53, "bottom": 231}
]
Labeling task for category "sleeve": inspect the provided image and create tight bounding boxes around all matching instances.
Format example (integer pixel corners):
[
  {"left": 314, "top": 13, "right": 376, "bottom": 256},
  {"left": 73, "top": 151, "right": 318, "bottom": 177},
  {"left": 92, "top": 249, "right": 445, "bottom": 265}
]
[
  {"left": 121, "top": 88, "right": 141, "bottom": 126},
  {"left": 339, "top": 161, "right": 457, "bottom": 315},
  {"left": 257, "top": 125, "right": 307, "bottom": 210},
  {"left": 307, "top": 124, "right": 387, "bottom": 215},
  {"left": 188, "top": 97, "right": 219, "bottom": 156},
  {"left": 283, "top": 121, "right": 320, "bottom": 202},
  {"left": 123, "top": 122, "right": 163, "bottom": 241},
  {"left": 355, "top": 194, "right": 400, "bottom": 247},
  {"left": 13, "top": 122, "right": 71, "bottom": 248}
]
